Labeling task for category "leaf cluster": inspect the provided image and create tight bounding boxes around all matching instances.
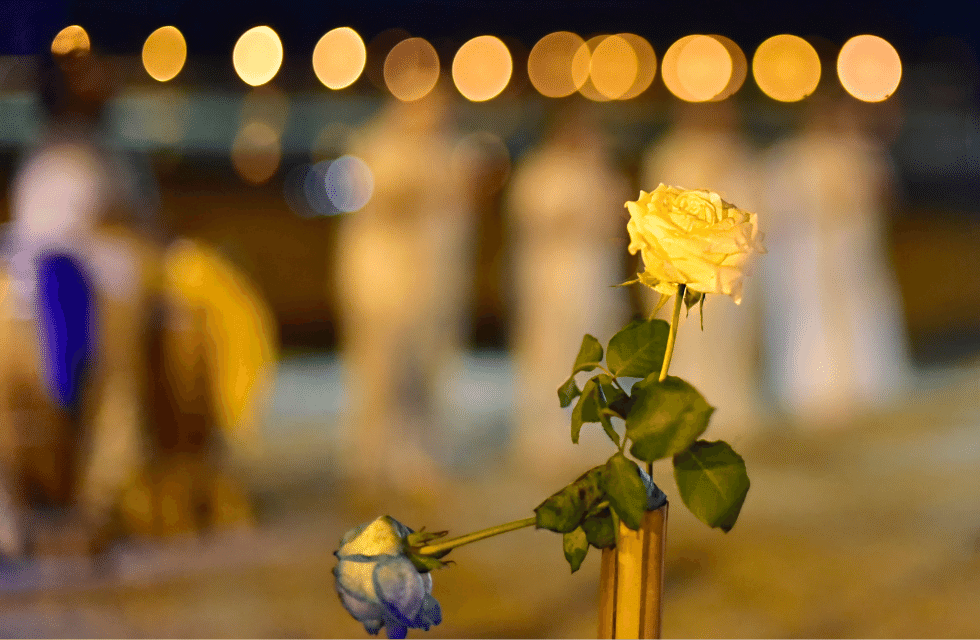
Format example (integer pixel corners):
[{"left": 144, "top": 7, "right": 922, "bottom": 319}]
[{"left": 546, "top": 321, "right": 752, "bottom": 572}]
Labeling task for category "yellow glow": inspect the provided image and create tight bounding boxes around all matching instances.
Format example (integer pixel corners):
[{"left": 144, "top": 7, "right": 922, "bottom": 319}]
[
  {"left": 527, "top": 31, "right": 588, "bottom": 98},
  {"left": 231, "top": 120, "right": 281, "bottom": 184},
  {"left": 383, "top": 37, "right": 440, "bottom": 102},
  {"left": 51, "top": 25, "right": 90, "bottom": 56},
  {"left": 233, "top": 26, "right": 283, "bottom": 87},
  {"left": 573, "top": 36, "right": 609, "bottom": 102},
  {"left": 676, "top": 35, "right": 732, "bottom": 101},
  {"left": 452, "top": 35, "right": 513, "bottom": 102},
  {"left": 752, "top": 34, "right": 821, "bottom": 102},
  {"left": 661, "top": 35, "right": 698, "bottom": 101},
  {"left": 590, "top": 35, "right": 638, "bottom": 99},
  {"left": 142, "top": 26, "right": 187, "bottom": 82},
  {"left": 617, "top": 33, "right": 657, "bottom": 100},
  {"left": 837, "top": 35, "right": 901, "bottom": 102},
  {"left": 313, "top": 27, "right": 366, "bottom": 90},
  {"left": 709, "top": 35, "right": 747, "bottom": 101}
]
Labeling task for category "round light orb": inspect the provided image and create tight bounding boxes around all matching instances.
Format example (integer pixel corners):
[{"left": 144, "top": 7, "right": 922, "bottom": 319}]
[
  {"left": 573, "top": 35, "right": 610, "bottom": 102},
  {"left": 661, "top": 35, "right": 699, "bottom": 101},
  {"left": 233, "top": 26, "right": 283, "bottom": 87},
  {"left": 617, "top": 33, "right": 657, "bottom": 100},
  {"left": 752, "top": 34, "right": 821, "bottom": 102},
  {"left": 837, "top": 34, "right": 902, "bottom": 102},
  {"left": 383, "top": 37, "right": 440, "bottom": 102},
  {"left": 452, "top": 35, "right": 513, "bottom": 102},
  {"left": 709, "top": 35, "right": 747, "bottom": 100},
  {"left": 325, "top": 155, "right": 374, "bottom": 212},
  {"left": 527, "top": 31, "right": 588, "bottom": 98},
  {"left": 313, "top": 27, "right": 366, "bottom": 90},
  {"left": 676, "top": 34, "right": 732, "bottom": 101},
  {"left": 51, "top": 25, "right": 90, "bottom": 56},
  {"left": 142, "top": 26, "right": 187, "bottom": 82},
  {"left": 231, "top": 120, "right": 281, "bottom": 184},
  {"left": 590, "top": 35, "right": 639, "bottom": 99}
]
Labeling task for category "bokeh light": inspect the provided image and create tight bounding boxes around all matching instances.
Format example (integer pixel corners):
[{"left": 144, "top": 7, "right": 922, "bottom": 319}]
[
  {"left": 325, "top": 155, "right": 374, "bottom": 212},
  {"left": 590, "top": 35, "right": 639, "bottom": 100},
  {"left": 142, "top": 26, "right": 187, "bottom": 82},
  {"left": 233, "top": 26, "right": 283, "bottom": 87},
  {"left": 383, "top": 37, "right": 440, "bottom": 102},
  {"left": 573, "top": 35, "right": 611, "bottom": 102},
  {"left": 304, "top": 161, "right": 337, "bottom": 215},
  {"left": 617, "top": 33, "right": 657, "bottom": 99},
  {"left": 837, "top": 34, "right": 902, "bottom": 102},
  {"left": 710, "top": 35, "right": 747, "bottom": 100},
  {"left": 452, "top": 35, "right": 513, "bottom": 102},
  {"left": 752, "top": 34, "right": 822, "bottom": 102},
  {"left": 676, "top": 35, "right": 733, "bottom": 101},
  {"left": 661, "top": 35, "right": 697, "bottom": 101},
  {"left": 312, "top": 27, "right": 366, "bottom": 90},
  {"left": 527, "top": 31, "right": 588, "bottom": 98},
  {"left": 231, "top": 120, "right": 281, "bottom": 184},
  {"left": 51, "top": 25, "right": 90, "bottom": 56}
]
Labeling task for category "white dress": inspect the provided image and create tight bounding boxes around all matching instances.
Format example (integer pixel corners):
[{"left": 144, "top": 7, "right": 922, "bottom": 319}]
[
  {"left": 507, "top": 129, "right": 632, "bottom": 478},
  {"left": 334, "top": 97, "right": 473, "bottom": 491},
  {"left": 759, "top": 123, "right": 912, "bottom": 426}
]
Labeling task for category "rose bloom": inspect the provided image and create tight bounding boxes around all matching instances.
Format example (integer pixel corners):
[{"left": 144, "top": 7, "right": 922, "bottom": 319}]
[
  {"left": 626, "top": 184, "right": 765, "bottom": 304},
  {"left": 334, "top": 516, "right": 442, "bottom": 639}
]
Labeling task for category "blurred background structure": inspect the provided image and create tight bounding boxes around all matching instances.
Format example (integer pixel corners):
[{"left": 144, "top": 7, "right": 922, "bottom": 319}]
[{"left": 1, "top": 0, "right": 980, "bottom": 637}]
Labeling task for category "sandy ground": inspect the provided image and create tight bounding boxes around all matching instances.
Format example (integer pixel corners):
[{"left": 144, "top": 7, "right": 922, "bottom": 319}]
[{"left": 1, "top": 353, "right": 979, "bottom": 638}]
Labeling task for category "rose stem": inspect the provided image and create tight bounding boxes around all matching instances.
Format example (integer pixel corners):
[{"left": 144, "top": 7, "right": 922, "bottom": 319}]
[
  {"left": 651, "top": 284, "right": 686, "bottom": 477},
  {"left": 417, "top": 516, "right": 537, "bottom": 556},
  {"left": 418, "top": 501, "right": 612, "bottom": 556},
  {"left": 658, "top": 284, "right": 685, "bottom": 383}
]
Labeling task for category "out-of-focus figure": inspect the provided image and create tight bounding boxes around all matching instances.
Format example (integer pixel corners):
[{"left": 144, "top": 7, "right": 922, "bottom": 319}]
[
  {"left": 639, "top": 101, "right": 764, "bottom": 439},
  {"left": 759, "top": 90, "right": 912, "bottom": 427},
  {"left": 0, "top": 50, "right": 274, "bottom": 560},
  {"left": 334, "top": 88, "right": 473, "bottom": 495},
  {"left": 0, "top": 51, "right": 153, "bottom": 557},
  {"left": 506, "top": 104, "right": 632, "bottom": 480}
]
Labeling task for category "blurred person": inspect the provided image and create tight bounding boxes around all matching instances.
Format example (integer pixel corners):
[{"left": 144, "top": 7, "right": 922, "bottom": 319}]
[
  {"left": 0, "top": 50, "right": 154, "bottom": 557},
  {"left": 0, "top": 51, "right": 266, "bottom": 560},
  {"left": 334, "top": 86, "right": 475, "bottom": 496},
  {"left": 506, "top": 102, "right": 632, "bottom": 481},
  {"left": 758, "top": 88, "right": 912, "bottom": 427},
  {"left": 639, "top": 100, "right": 765, "bottom": 439}
]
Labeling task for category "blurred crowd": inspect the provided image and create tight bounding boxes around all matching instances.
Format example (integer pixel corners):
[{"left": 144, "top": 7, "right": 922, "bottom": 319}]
[{"left": 0, "top": 47, "right": 919, "bottom": 563}]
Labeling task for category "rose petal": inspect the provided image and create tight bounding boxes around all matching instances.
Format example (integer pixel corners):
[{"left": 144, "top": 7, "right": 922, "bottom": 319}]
[
  {"left": 373, "top": 555, "right": 426, "bottom": 627},
  {"left": 336, "top": 585, "right": 385, "bottom": 635}
]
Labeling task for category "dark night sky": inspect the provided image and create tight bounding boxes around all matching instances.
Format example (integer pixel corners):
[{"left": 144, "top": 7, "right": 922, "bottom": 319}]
[{"left": 0, "top": 0, "right": 973, "bottom": 59}]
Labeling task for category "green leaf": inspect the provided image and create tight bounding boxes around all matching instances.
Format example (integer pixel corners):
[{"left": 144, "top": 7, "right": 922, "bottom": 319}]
[
  {"left": 626, "top": 375, "right": 714, "bottom": 464},
  {"left": 597, "top": 408, "right": 621, "bottom": 446},
  {"left": 563, "top": 527, "right": 589, "bottom": 573},
  {"left": 534, "top": 466, "right": 605, "bottom": 534},
  {"left": 673, "top": 440, "right": 750, "bottom": 533},
  {"left": 581, "top": 507, "right": 616, "bottom": 549},
  {"left": 594, "top": 374, "right": 626, "bottom": 408},
  {"left": 606, "top": 319, "right": 670, "bottom": 378},
  {"left": 571, "top": 379, "right": 600, "bottom": 444},
  {"left": 572, "top": 334, "right": 603, "bottom": 374},
  {"left": 557, "top": 375, "right": 580, "bottom": 408},
  {"left": 601, "top": 453, "right": 648, "bottom": 530}
]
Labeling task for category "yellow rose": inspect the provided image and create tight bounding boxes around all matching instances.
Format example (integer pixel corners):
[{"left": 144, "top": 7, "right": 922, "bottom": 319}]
[{"left": 626, "top": 184, "right": 765, "bottom": 304}]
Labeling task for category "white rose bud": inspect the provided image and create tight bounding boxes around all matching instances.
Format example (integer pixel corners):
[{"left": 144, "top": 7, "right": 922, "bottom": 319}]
[{"left": 626, "top": 184, "right": 766, "bottom": 304}]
